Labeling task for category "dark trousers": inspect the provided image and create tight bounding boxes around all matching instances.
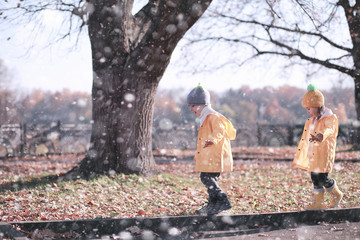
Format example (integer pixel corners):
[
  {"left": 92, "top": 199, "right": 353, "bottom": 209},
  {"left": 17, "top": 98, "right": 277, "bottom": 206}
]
[
  {"left": 311, "top": 172, "right": 334, "bottom": 190},
  {"left": 200, "top": 172, "right": 223, "bottom": 199}
]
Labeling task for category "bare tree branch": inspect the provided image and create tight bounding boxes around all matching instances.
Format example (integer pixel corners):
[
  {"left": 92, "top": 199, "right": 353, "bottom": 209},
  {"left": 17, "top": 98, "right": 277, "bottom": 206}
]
[
  {"left": 264, "top": 28, "right": 355, "bottom": 77},
  {"left": 216, "top": 13, "right": 352, "bottom": 53},
  {"left": 265, "top": 0, "right": 281, "bottom": 19},
  {"left": 291, "top": 0, "right": 320, "bottom": 29}
]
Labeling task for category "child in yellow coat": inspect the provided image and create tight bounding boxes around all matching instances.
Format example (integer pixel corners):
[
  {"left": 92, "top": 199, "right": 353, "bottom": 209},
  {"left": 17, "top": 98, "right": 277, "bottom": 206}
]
[
  {"left": 293, "top": 84, "right": 343, "bottom": 210},
  {"left": 187, "top": 84, "right": 236, "bottom": 215}
]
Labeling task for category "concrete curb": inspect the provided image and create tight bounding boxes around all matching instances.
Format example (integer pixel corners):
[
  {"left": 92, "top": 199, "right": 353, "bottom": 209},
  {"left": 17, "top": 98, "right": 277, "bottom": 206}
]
[
  {"left": 0, "top": 222, "right": 28, "bottom": 240},
  {"left": 5, "top": 208, "right": 360, "bottom": 239},
  {"left": 155, "top": 158, "right": 360, "bottom": 163}
]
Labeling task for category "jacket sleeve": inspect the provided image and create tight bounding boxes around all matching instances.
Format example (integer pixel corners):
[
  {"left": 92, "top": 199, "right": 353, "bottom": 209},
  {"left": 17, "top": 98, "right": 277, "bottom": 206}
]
[
  {"left": 318, "top": 116, "right": 337, "bottom": 141},
  {"left": 226, "top": 120, "right": 236, "bottom": 140},
  {"left": 207, "top": 116, "right": 226, "bottom": 145}
]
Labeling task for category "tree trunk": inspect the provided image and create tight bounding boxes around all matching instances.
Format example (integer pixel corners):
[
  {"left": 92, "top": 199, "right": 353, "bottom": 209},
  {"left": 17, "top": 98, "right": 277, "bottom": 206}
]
[
  {"left": 353, "top": 77, "right": 360, "bottom": 148},
  {"left": 339, "top": 0, "right": 360, "bottom": 148},
  {"left": 79, "top": 73, "right": 160, "bottom": 178},
  {"left": 65, "top": 0, "right": 212, "bottom": 179}
]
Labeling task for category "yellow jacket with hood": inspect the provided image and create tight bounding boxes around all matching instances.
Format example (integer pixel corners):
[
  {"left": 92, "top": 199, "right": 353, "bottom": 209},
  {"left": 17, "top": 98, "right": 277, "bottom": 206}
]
[
  {"left": 293, "top": 108, "right": 338, "bottom": 173},
  {"left": 194, "top": 110, "right": 236, "bottom": 173}
]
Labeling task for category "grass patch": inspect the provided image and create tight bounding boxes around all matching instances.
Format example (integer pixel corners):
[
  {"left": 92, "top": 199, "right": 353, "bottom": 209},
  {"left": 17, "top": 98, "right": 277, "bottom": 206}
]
[{"left": 0, "top": 160, "right": 359, "bottom": 222}]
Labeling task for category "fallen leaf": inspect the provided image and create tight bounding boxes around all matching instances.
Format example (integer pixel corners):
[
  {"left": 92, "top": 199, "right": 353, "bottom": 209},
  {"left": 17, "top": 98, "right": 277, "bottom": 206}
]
[
  {"left": 138, "top": 210, "right": 146, "bottom": 215},
  {"left": 321, "top": 222, "right": 331, "bottom": 226},
  {"left": 23, "top": 209, "right": 30, "bottom": 217},
  {"left": 331, "top": 226, "right": 345, "bottom": 231}
]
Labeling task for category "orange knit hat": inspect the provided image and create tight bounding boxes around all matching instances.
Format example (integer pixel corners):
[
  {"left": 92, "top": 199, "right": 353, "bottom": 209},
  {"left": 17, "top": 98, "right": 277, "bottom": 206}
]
[{"left": 302, "top": 84, "right": 324, "bottom": 108}]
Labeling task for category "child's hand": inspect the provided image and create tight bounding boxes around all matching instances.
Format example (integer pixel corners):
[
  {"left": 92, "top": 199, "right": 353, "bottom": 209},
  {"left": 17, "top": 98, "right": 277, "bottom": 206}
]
[
  {"left": 203, "top": 140, "right": 214, "bottom": 148},
  {"left": 310, "top": 133, "right": 323, "bottom": 142}
]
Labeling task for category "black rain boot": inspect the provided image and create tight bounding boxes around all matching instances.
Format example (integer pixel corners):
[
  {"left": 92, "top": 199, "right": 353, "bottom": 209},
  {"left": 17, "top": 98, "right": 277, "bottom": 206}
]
[
  {"left": 194, "top": 196, "right": 216, "bottom": 215},
  {"left": 207, "top": 193, "right": 232, "bottom": 215}
]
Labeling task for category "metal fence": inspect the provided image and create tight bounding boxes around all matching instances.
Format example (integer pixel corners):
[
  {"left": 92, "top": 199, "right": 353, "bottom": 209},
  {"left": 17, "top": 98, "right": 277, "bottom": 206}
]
[
  {"left": 0, "top": 122, "right": 91, "bottom": 157},
  {"left": 0, "top": 121, "right": 356, "bottom": 157}
]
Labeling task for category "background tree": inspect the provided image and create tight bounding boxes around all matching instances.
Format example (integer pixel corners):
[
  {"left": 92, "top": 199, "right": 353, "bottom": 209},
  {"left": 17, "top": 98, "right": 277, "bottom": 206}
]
[
  {"left": 178, "top": 0, "right": 359, "bottom": 145},
  {"left": 1, "top": 0, "right": 213, "bottom": 178},
  {"left": 157, "top": 86, "right": 355, "bottom": 127},
  {"left": 18, "top": 89, "right": 92, "bottom": 124},
  {"left": 0, "top": 59, "right": 18, "bottom": 124},
  {"left": 153, "top": 89, "right": 184, "bottom": 126}
]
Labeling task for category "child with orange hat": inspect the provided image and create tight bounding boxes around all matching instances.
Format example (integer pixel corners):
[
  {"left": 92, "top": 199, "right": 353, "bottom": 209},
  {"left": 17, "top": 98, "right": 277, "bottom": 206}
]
[
  {"left": 293, "top": 84, "right": 343, "bottom": 210},
  {"left": 187, "top": 84, "right": 236, "bottom": 215}
]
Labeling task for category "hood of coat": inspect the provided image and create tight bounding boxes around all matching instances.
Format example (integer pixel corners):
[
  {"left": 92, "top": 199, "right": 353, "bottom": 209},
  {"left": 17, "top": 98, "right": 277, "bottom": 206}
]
[
  {"left": 320, "top": 107, "right": 334, "bottom": 119},
  {"left": 199, "top": 106, "right": 236, "bottom": 140},
  {"left": 199, "top": 105, "right": 217, "bottom": 126}
]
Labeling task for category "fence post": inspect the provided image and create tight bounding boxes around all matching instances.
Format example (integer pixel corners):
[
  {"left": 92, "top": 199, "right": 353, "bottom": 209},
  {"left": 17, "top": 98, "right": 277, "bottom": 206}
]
[
  {"left": 19, "top": 123, "right": 22, "bottom": 157},
  {"left": 19, "top": 123, "right": 27, "bottom": 156},
  {"left": 256, "top": 123, "right": 261, "bottom": 145},
  {"left": 287, "top": 125, "right": 294, "bottom": 146},
  {"left": 57, "top": 120, "right": 61, "bottom": 141}
]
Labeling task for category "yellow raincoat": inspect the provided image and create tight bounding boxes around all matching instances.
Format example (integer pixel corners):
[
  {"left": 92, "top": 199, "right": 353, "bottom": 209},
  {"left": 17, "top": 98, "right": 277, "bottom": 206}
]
[
  {"left": 194, "top": 113, "right": 236, "bottom": 173},
  {"left": 293, "top": 112, "right": 338, "bottom": 173}
]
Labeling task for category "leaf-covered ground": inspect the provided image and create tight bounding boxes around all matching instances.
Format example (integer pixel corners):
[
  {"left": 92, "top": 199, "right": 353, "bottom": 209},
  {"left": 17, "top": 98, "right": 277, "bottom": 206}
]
[{"left": 0, "top": 147, "right": 359, "bottom": 222}]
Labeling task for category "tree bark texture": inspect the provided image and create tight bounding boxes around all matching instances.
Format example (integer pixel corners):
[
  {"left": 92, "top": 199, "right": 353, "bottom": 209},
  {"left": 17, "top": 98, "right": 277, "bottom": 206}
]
[
  {"left": 338, "top": 0, "right": 360, "bottom": 147},
  {"left": 66, "top": 0, "right": 212, "bottom": 178},
  {"left": 339, "top": 0, "right": 360, "bottom": 116}
]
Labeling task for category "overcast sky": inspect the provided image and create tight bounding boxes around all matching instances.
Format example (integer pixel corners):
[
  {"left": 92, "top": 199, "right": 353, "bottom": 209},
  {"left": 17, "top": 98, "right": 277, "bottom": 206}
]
[{"left": 0, "top": 1, "right": 354, "bottom": 94}]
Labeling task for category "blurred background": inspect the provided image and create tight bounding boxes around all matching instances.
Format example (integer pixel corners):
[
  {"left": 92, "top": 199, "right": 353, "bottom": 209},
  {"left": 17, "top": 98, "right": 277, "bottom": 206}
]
[{"left": 0, "top": 0, "right": 356, "bottom": 156}]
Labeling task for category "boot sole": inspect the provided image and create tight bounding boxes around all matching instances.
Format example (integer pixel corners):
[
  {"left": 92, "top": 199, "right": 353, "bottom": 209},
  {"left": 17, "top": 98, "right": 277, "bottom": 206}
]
[
  {"left": 329, "top": 194, "right": 344, "bottom": 208},
  {"left": 194, "top": 210, "right": 207, "bottom": 215},
  {"left": 207, "top": 205, "right": 232, "bottom": 215},
  {"left": 305, "top": 208, "right": 326, "bottom": 211},
  {"left": 194, "top": 207, "right": 208, "bottom": 215}
]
